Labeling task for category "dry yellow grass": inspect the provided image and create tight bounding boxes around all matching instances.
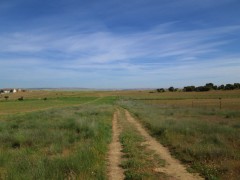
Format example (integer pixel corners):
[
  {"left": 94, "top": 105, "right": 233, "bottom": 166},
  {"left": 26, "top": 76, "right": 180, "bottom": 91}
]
[
  {"left": 144, "top": 98, "right": 240, "bottom": 110},
  {"left": 1, "top": 89, "right": 240, "bottom": 114}
]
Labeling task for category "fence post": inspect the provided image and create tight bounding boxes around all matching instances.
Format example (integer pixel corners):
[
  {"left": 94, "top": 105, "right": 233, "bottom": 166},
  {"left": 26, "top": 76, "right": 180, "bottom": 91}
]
[{"left": 219, "top": 98, "right": 222, "bottom": 109}]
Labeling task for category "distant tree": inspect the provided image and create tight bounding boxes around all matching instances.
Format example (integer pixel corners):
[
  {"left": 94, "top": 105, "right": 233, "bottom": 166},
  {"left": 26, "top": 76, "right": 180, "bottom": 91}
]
[
  {"left": 157, "top": 88, "right": 165, "bottom": 93},
  {"left": 195, "top": 86, "right": 201, "bottom": 92},
  {"left": 4, "top": 96, "right": 9, "bottom": 101},
  {"left": 206, "top": 83, "right": 214, "bottom": 87},
  {"left": 195, "top": 86, "right": 210, "bottom": 92},
  {"left": 183, "top": 86, "right": 195, "bottom": 92},
  {"left": 225, "top": 84, "right": 235, "bottom": 90},
  {"left": 168, "top": 87, "right": 175, "bottom": 92},
  {"left": 218, "top": 84, "right": 225, "bottom": 90},
  {"left": 234, "top": 83, "right": 240, "bottom": 89},
  {"left": 205, "top": 83, "right": 217, "bottom": 90},
  {"left": 213, "top": 85, "right": 218, "bottom": 90},
  {"left": 156, "top": 82, "right": 240, "bottom": 92}
]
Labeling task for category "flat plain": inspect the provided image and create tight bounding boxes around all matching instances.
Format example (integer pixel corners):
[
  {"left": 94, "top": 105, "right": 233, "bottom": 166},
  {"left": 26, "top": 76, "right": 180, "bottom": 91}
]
[{"left": 0, "top": 90, "right": 239, "bottom": 179}]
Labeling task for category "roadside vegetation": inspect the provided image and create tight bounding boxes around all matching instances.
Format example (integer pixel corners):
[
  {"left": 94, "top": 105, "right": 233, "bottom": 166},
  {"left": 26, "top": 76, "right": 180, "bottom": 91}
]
[
  {"left": 0, "top": 98, "right": 114, "bottom": 179},
  {"left": 118, "top": 99, "right": 240, "bottom": 179},
  {"left": 118, "top": 109, "right": 167, "bottom": 179}
]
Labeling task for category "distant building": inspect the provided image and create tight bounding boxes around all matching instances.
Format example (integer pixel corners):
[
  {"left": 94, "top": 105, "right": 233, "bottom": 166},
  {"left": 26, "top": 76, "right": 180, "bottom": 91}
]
[
  {"left": 12, "top": 89, "right": 17, "bottom": 93},
  {"left": 0, "top": 88, "right": 17, "bottom": 94}
]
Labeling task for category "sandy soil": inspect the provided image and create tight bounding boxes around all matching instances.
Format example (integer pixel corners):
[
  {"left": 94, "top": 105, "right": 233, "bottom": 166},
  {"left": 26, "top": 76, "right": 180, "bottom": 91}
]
[{"left": 107, "top": 110, "right": 125, "bottom": 180}]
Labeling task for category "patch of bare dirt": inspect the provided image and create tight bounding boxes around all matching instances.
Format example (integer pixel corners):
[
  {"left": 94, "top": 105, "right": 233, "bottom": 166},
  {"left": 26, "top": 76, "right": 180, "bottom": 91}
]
[
  {"left": 107, "top": 110, "right": 125, "bottom": 180},
  {"left": 125, "top": 110, "right": 203, "bottom": 180}
]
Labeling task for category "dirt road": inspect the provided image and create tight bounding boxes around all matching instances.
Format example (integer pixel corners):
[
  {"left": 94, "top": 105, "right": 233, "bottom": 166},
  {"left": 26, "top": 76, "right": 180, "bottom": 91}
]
[
  {"left": 107, "top": 109, "right": 203, "bottom": 180},
  {"left": 124, "top": 110, "right": 203, "bottom": 180},
  {"left": 107, "top": 110, "right": 125, "bottom": 180}
]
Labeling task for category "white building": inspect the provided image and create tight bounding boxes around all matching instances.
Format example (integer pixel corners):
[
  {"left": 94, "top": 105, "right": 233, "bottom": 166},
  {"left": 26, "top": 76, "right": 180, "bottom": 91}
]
[{"left": 0, "top": 88, "right": 17, "bottom": 94}]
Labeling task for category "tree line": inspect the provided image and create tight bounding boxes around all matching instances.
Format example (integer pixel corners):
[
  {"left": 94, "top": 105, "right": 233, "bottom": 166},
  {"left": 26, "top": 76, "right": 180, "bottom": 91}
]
[{"left": 157, "top": 83, "right": 240, "bottom": 92}]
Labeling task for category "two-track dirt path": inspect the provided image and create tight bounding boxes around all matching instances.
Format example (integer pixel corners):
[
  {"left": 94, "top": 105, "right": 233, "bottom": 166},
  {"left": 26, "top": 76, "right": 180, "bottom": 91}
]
[
  {"left": 107, "top": 109, "right": 203, "bottom": 180},
  {"left": 107, "top": 110, "right": 125, "bottom": 180},
  {"left": 124, "top": 110, "right": 203, "bottom": 180}
]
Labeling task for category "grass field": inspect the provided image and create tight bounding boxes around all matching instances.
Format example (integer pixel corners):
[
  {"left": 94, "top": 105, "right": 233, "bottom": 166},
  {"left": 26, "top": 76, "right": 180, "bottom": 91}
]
[
  {"left": 0, "top": 97, "right": 101, "bottom": 115},
  {"left": 0, "top": 96, "right": 115, "bottom": 179},
  {"left": 0, "top": 89, "right": 239, "bottom": 179},
  {"left": 118, "top": 98, "right": 240, "bottom": 179}
]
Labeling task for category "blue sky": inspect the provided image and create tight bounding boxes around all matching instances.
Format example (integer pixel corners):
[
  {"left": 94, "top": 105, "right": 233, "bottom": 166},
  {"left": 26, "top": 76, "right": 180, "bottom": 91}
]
[{"left": 0, "top": 0, "right": 240, "bottom": 88}]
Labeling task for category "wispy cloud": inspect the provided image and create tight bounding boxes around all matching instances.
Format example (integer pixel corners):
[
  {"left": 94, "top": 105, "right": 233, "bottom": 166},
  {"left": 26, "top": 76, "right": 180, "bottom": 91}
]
[
  {"left": 0, "top": 0, "right": 240, "bottom": 88},
  {"left": 1, "top": 24, "right": 239, "bottom": 63}
]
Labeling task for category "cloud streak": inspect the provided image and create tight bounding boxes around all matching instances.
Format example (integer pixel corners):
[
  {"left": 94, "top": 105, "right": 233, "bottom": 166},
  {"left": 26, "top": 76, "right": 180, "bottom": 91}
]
[
  {"left": 1, "top": 24, "right": 239, "bottom": 61},
  {"left": 0, "top": 0, "right": 240, "bottom": 88}
]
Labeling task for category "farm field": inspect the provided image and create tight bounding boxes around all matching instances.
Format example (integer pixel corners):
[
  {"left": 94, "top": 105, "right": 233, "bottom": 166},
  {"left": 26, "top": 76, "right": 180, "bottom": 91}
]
[
  {"left": 118, "top": 95, "right": 240, "bottom": 179},
  {"left": 0, "top": 90, "right": 110, "bottom": 115},
  {"left": 0, "top": 96, "right": 115, "bottom": 179},
  {"left": 0, "top": 90, "right": 239, "bottom": 179}
]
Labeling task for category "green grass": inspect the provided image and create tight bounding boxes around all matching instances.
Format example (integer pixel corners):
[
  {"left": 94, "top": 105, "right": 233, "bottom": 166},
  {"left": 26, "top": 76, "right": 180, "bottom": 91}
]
[
  {"left": 118, "top": 99, "right": 240, "bottom": 180},
  {"left": 118, "top": 109, "right": 167, "bottom": 180},
  {"left": 118, "top": 89, "right": 240, "bottom": 100},
  {"left": 0, "top": 98, "right": 115, "bottom": 179},
  {"left": 0, "top": 96, "right": 100, "bottom": 115},
  {"left": 1, "top": 89, "right": 240, "bottom": 179}
]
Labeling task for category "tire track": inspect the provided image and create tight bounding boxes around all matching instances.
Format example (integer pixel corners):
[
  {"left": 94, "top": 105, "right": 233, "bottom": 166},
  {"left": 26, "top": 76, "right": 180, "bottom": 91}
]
[
  {"left": 124, "top": 110, "right": 203, "bottom": 180},
  {"left": 107, "top": 110, "right": 125, "bottom": 180}
]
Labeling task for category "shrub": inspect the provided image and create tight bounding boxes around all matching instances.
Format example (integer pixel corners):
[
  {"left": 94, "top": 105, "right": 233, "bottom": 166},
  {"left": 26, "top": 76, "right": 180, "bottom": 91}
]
[{"left": 18, "top": 97, "right": 24, "bottom": 101}]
